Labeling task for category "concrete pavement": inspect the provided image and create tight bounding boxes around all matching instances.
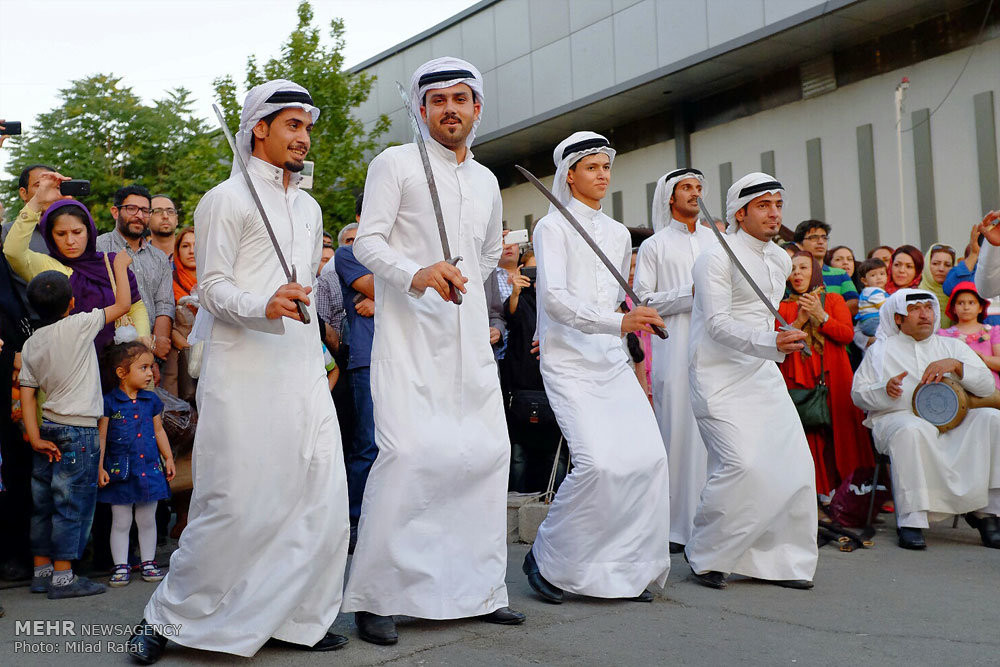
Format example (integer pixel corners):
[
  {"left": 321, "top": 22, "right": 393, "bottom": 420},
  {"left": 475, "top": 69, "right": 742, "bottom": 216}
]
[{"left": 1, "top": 522, "right": 998, "bottom": 666}]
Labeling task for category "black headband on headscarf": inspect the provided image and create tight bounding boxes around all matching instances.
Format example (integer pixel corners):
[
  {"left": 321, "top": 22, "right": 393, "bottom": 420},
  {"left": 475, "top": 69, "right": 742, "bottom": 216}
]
[
  {"left": 265, "top": 90, "right": 314, "bottom": 105},
  {"left": 561, "top": 137, "right": 611, "bottom": 160},
  {"left": 737, "top": 180, "right": 783, "bottom": 199},
  {"left": 418, "top": 69, "right": 475, "bottom": 87},
  {"left": 664, "top": 167, "right": 704, "bottom": 180},
  {"left": 905, "top": 292, "right": 935, "bottom": 302}
]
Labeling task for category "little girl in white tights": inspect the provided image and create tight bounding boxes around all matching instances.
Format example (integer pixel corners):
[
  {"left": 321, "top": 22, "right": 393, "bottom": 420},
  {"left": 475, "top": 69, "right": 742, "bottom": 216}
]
[{"left": 98, "top": 342, "right": 175, "bottom": 586}]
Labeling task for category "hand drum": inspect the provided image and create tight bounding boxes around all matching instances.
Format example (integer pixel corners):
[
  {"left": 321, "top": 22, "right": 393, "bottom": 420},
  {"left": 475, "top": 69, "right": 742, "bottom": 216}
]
[{"left": 912, "top": 376, "right": 1000, "bottom": 433}]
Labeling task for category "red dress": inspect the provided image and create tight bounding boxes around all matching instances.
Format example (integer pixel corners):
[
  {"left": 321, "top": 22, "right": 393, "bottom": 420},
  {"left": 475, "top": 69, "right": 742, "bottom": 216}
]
[{"left": 778, "top": 292, "right": 874, "bottom": 497}]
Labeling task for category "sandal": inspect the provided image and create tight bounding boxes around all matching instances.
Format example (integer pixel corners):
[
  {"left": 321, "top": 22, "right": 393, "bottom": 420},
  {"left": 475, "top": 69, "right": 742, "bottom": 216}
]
[
  {"left": 109, "top": 564, "right": 131, "bottom": 587},
  {"left": 141, "top": 561, "right": 165, "bottom": 582}
]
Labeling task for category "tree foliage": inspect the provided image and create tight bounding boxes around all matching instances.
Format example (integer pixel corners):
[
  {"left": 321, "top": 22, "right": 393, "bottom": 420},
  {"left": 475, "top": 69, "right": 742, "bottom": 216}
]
[
  {"left": 3, "top": 1, "right": 387, "bottom": 238},
  {"left": 213, "top": 1, "right": 389, "bottom": 232}
]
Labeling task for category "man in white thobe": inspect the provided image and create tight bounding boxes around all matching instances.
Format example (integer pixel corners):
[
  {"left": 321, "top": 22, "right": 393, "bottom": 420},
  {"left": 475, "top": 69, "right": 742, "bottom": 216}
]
[
  {"left": 128, "top": 81, "right": 350, "bottom": 663},
  {"left": 634, "top": 167, "right": 714, "bottom": 552},
  {"left": 525, "top": 131, "right": 671, "bottom": 604},
  {"left": 342, "top": 57, "right": 523, "bottom": 646},
  {"left": 851, "top": 289, "right": 1000, "bottom": 549},
  {"left": 974, "top": 210, "right": 1000, "bottom": 298},
  {"left": 686, "top": 172, "right": 818, "bottom": 590}
]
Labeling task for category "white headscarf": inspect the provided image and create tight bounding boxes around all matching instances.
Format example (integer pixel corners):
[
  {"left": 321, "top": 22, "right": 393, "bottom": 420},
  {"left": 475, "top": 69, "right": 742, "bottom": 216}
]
[
  {"left": 867, "top": 288, "right": 940, "bottom": 376},
  {"left": 550, "top": 131, "right": 616, "bottom": 214},
  {"left": 409, "top": 57, "right": 485, "bottom": 148},
  {"left": 651, "top": 167, "right": 705, "bottom": 233},
  {"left": 232, "top": 79, "right": 320, "bottom": 177},
  {"left": 725, "top": 172, "right": 784, "bottom": 233}
]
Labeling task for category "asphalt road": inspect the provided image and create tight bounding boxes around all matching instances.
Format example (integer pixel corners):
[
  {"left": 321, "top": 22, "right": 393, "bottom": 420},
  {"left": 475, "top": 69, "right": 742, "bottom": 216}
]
[{"left": 1, "top": 521, "right": 998, "bottom": 666}]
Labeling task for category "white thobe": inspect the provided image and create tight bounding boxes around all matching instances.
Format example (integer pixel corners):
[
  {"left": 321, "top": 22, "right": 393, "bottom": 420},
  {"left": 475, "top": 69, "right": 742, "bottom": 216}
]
[
  {"left": 634, "top": 219, "right": 715, "bottom": 546},
  {"left": 343, "top": 140, "right": 510, "bottom": 619},
  {"left": 686, "top": 230, "right": 818, "bottom": 581},
  {"left": 976, "top": 240, "right": 1000, "bottom": 299},
  {"left": 851, "top": 333, "right": 1000, "bottom": 526},
  {"left": 531, "top": 198, "right": 670, "bottom": 598},
  {"left": 145, "top": 158, "right": 349, "bottom": 657}
]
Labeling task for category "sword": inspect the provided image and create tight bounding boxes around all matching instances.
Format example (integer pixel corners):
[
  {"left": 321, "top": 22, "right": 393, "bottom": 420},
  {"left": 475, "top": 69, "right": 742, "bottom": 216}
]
[
  {"left": 211, "top": 104, "right": 311, "bottom": 324},
  {"left": 696, "top": 196, "right": 809, "bottom": 356},
  {"left": 515, "top": 165, "right": 667, "bottom": 340},
  {"left": 395, "top": 81, "right": 463, "bottom": 305}
]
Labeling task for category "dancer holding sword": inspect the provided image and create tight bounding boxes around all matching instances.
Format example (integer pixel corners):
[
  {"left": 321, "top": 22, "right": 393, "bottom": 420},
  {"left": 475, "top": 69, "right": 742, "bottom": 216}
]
[
  {"left": 518, "top": 132, "right": 671, "bottom": 605},
  {"left": 685, "top": 172, "right": 818, "bottom": 591},
  {"left": 342, "top": 57, "right": 524, "bottom": 646},
  {"left": 128, "top": 80, "right": 350, "bottom": 663}
]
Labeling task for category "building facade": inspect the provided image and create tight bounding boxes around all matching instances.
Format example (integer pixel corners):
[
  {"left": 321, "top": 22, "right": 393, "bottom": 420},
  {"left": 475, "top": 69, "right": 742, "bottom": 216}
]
[{"left": 352, "top": 0, "right": 1000, "bottom": 255}]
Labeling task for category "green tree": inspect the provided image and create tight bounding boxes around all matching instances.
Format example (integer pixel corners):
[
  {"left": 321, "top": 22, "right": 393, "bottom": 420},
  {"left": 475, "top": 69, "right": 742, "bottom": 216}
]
[
  {"left": 212, "top": 0, "right": 389, "bottom": 235},
  {"left": 2, "top": 76, "right": 229, "bottom": 229}
]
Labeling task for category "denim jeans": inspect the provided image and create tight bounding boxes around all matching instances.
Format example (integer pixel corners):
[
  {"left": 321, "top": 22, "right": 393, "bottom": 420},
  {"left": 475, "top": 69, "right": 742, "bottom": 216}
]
[
  {"left": 30, "top": 421, "right": 100, "bottom": 561},
  {"left": 348, "top": 367, "right": 379, "bottom": 525}
]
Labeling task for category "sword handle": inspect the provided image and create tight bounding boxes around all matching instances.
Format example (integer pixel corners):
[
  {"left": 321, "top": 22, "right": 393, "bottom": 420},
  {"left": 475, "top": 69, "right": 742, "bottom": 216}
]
[
  {"left": 290, "top": 267, "right": 311, "bottom": 324},
  {"left": 446, "top": 257, "right": 463, "bottom": 305},
  {"left": 779, "top": 324, "right": 810, "bottom": 356},
  {"left": 650, "top": 323, "right": 668, "bottom": 340}
]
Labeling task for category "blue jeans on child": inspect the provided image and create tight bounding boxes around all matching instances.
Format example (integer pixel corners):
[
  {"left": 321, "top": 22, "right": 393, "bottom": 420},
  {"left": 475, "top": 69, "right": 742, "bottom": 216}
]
[
  {"left": 858, "top": 316, "right": 880, "bottom": 337},
  {"left": 30, "top": 421, "right": 100, "bottom": 561},
  {"left": 348, "top": 366, "right": 379, "bottom": 526}
]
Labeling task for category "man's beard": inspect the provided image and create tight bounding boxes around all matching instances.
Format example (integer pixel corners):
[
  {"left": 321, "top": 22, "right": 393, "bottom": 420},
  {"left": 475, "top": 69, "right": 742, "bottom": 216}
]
[
  {"left": 151, "top": 226, "right": 175, "bottom": 238},
  {"left": 284, "top": 159, "right": 305, "bottom": 172},
  {"left": 118, "top": 218, "right": 144, "bottom": 240}
]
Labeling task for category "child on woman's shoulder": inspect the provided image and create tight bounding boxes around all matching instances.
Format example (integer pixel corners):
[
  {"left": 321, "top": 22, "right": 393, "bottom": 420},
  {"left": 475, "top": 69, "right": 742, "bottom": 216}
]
[{"left": 98, "top": 341, "right": 175, "bottom": 587}]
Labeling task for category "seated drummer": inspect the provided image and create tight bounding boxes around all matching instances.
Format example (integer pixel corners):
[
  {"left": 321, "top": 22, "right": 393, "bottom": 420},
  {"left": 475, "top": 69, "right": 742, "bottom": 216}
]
[{"left": 851, "top": 289, "right": 1000, "bottom": 550}]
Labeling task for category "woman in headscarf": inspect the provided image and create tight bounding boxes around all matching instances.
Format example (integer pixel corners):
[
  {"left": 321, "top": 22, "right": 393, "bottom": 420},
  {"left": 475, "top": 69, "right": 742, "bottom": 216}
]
[
  {"left": 4, "top": 183, "right": 149, "bottom": 351},
  {"left": 886, "top": 244, "right": 924, "bottom": 294},
  {"left": 919, "top": 243, "right": 956, "bottom": 327},
  {"left": 161, "top": 227, "right": 198, "bottom": 401},
  {"left": 778, "top": 251, "right": 873, "bottom": 501}
]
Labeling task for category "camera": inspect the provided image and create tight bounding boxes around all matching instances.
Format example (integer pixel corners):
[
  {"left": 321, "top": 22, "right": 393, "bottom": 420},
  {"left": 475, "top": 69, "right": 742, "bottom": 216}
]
[{"left": 0, "top": 121, "right": 21, "bottom": 136}]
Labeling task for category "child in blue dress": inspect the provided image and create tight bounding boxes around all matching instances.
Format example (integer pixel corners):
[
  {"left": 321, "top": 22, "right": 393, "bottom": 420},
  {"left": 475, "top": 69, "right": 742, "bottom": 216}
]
[{"left": 97, "top": 342, "right": 175, "bottom": 586}]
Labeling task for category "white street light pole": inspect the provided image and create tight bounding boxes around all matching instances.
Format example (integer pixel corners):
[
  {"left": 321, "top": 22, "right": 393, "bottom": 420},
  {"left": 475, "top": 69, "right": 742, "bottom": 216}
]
[{"left": 895, "top": 77, "right": 909, "bottom": 245}]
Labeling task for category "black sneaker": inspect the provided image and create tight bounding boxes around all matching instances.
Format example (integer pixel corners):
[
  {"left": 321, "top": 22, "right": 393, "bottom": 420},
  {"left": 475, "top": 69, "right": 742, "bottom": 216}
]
[{"left": 47, "top": 575, "right": 107, "bottom": 599}]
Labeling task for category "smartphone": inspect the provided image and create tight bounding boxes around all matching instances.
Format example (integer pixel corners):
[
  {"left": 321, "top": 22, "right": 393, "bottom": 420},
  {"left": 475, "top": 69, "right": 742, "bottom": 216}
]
[
  {"left": 520, "top": 266, "right": 537, "bottom": 283},
  {"left": 60, "top": 180, "right": 91, "bottom": 197},
  {"left": 0, "top": 121, "right": 21, "bottom": 135},
  {"left": 300, "top": 160, "right": 314, "bottom": 190},
  {"left": 506, "top": 228, "right": 529, "bottom": 245}
]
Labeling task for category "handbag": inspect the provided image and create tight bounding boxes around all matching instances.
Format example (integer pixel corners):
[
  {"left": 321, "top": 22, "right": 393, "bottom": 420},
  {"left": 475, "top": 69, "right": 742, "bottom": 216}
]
[
  {"left": 103, "top": 254, "right": 137, "bottom": 334},
  {"left": 104, "top": 453, "right": 130, "bottom": 482},
  {"left": 789, "top": 378, "right": 831, "bottom": 428},
  {"left": 508, "top": 389, "right": 557, "bottom": 427}
]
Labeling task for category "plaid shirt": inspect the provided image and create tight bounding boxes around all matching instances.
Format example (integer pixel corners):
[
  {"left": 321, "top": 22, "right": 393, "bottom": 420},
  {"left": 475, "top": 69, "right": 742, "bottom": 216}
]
[
  {"left": 315, "top": 269, "right": 345, "bottom": 333},
  {"left": 96, "top": 229, "right": 175, "bottom": 328}
]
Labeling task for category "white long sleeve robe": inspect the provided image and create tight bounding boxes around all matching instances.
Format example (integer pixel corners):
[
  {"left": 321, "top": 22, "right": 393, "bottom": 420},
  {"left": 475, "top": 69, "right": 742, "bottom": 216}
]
[
  {"left": 634, "top": 219, "right": 716, "bottom": 546},
  {"left": 851, "top": 332, "right": 1000, "bottom": 522},
  {"left": 976, "top": 240, "right": 1000, "bottom": 299},
  {"left": 685, "top": 229, "right": 818, "bottom": 581},
  {"left": 531, "top": 198, "right": 671, "bottom": 598},
  {"left": 342, "top": 139, "right": 510, "bottom": 619},
  {"left": 145, "top": 158, "right": 349, "bottom": 657}
]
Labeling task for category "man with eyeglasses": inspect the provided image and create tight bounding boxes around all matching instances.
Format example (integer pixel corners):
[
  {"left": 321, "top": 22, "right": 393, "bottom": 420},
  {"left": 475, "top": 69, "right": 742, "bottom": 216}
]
[
  {"left": 793, "top": 219, "right": 859, "bottom": 316},
  {"left": 148, "top": 195, "right": 179, "bottom": 259},
  {"left": 96, "top": 185, "right": 174, "bottom": 361}
]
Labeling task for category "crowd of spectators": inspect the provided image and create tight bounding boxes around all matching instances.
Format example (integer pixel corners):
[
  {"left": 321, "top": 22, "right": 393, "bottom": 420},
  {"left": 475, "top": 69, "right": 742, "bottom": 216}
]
[{"left": 1, "top": 147, "right": 998, "bottom": 614}]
